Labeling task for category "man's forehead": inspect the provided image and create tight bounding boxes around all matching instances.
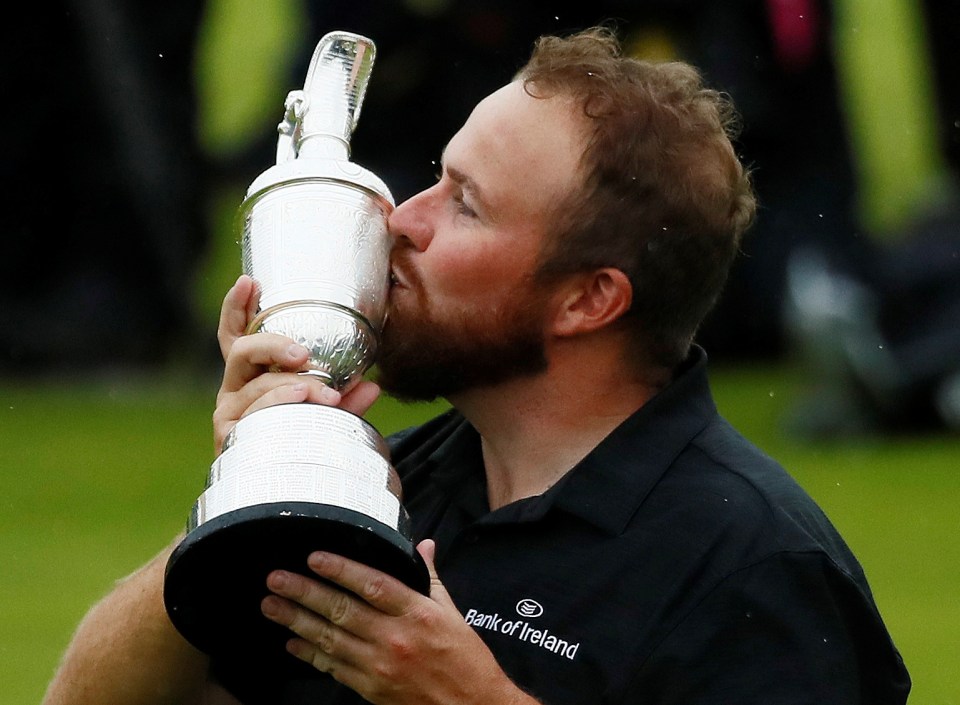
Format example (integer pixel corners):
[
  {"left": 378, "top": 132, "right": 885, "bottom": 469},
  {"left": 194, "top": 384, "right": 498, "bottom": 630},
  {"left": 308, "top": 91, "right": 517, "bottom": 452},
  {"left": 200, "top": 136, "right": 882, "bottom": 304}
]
[{"left": 443, "top": 81, "right": 585, "bottom": 215}]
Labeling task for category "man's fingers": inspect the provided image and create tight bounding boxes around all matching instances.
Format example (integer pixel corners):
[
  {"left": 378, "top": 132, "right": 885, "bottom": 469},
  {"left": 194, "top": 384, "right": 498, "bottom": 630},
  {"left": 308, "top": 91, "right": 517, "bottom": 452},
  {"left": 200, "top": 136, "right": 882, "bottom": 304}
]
[
  {"left": 263, "top": 569, "right": 383, "bottom": 641},
  {"left": 242, "top": 382, "right": 341, "bottom": 418},
  {"left": 260, "top": 592, "right": 372, "bottom": 683},
  {"left": 306, "top": 552, "right": 413, "bottom": 617},
  {"left": 339, "top": 380, "right": 381, "bottom": 417},
  {"left": 220, "top": 334, "right": 310, "bottom": 395},
  {"left": 213, "top": 377, "right": 343, "bottom": 452},
  {"left": 261, "top": 594, "right": 344, "bottom": 655}
]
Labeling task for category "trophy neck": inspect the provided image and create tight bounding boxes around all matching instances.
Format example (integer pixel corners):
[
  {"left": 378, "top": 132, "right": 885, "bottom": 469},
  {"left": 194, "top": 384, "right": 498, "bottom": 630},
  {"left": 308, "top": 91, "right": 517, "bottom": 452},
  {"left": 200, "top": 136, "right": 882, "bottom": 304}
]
[{"left": 298, "top": 134, "right": 349, "bottom": 161}]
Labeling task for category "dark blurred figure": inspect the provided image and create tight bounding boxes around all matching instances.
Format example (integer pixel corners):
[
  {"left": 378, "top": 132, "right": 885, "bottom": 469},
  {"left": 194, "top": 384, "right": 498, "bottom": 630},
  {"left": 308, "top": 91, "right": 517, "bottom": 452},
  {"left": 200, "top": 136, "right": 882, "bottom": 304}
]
[
  {"left": 690, "top": 0, "right": 860, "bottom": 360},
  {"left": 0, "top": 2, "right": 208, "bottom": 374},
  {"left": 784, "top": 0, "right": 960, "bottom": 435},
  {"left": 923, "top": 0, "right": 960, "bottom": 177}
]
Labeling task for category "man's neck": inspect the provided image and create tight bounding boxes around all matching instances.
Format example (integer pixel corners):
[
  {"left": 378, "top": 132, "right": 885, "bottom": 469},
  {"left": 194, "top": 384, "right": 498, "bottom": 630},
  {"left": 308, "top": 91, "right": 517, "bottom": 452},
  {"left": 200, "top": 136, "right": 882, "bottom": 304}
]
[{"left": 450, "top": 350, "right": 663, "bottom": 511}]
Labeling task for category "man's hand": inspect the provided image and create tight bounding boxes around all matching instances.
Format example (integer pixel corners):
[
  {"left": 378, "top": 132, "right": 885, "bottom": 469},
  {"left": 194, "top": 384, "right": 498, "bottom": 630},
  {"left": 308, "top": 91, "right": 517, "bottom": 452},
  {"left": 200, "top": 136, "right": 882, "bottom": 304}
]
[
  {"left": 212, "top": 275, "right": 380, "bottom": 452},
  {"left": 260, "top": 540, "right": 539, "bottom": 705}
]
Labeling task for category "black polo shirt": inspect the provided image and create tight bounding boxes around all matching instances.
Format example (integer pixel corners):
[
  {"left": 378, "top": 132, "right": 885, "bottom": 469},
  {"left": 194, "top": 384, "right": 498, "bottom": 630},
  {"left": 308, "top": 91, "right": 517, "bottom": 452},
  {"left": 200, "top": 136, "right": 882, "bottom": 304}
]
[{"left": 215, "top": 348, "right": 910, "bottom": 704}]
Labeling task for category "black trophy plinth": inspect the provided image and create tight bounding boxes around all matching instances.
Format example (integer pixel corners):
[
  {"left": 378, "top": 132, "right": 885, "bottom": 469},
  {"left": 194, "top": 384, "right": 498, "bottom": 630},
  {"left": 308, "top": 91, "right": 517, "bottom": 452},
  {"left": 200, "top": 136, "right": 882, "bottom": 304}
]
[{"left": 164, "top": 502, "right": 430, "bottom": 674}]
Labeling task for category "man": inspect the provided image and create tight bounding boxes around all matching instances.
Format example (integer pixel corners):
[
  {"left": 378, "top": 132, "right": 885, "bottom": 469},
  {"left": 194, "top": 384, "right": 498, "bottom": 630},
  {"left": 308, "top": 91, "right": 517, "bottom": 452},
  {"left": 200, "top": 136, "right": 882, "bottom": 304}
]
[{"left": 43, "top": 27, "right": 909, "bottom": 705}]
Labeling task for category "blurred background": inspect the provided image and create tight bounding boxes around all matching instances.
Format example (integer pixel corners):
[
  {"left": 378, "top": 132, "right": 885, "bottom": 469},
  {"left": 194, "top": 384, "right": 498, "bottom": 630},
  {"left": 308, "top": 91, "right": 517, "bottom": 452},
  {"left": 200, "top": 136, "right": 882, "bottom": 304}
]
[{"left": 1, "top": 1, "right": 958, "bottom": 702}]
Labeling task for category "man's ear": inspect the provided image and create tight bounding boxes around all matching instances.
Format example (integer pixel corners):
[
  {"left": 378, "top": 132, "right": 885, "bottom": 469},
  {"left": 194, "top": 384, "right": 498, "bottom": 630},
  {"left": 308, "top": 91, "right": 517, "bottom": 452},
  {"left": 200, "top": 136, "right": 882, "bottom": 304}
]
[{"left": 550, "top": 268, "right": 633, "bottom": 337}]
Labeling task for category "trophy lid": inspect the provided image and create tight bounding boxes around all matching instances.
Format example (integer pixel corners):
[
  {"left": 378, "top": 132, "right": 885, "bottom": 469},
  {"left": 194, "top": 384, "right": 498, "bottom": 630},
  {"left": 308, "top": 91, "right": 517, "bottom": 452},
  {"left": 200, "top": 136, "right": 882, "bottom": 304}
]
[{"left": 276, "top": 31, "right": 376, "bottom": 164}]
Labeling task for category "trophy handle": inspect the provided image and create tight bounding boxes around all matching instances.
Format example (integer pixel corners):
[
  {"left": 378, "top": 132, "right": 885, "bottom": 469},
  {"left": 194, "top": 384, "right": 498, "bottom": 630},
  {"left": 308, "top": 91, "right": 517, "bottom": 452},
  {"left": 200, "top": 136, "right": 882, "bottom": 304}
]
[{"left": 276, "top": 90, "right": 306, "bottom": 165}]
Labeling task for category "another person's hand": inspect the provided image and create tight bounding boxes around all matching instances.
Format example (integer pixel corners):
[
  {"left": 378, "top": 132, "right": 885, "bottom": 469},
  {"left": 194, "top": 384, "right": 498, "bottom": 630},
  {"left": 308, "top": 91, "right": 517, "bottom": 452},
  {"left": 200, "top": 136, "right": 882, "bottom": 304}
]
[
  {"left": 212, "top": 275, "right": 380, "bottom": 453},
  {"left": 261, "top": 540, "right": 538, "bottom": 705}
]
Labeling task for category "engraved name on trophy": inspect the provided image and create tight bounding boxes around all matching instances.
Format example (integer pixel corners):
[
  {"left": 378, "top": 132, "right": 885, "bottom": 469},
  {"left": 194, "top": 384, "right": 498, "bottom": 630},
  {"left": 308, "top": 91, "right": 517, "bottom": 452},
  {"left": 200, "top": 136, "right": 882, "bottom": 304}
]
[{"left": 163, "top": 31, "right": 429, "bottom": 667}]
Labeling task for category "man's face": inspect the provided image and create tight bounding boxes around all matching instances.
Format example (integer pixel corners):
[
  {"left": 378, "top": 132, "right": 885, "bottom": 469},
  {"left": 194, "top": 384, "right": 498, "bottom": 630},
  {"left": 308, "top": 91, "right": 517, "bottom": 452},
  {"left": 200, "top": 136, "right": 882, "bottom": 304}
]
[{"left": 376, "top": 81, "right": 585, "bottom": 401}]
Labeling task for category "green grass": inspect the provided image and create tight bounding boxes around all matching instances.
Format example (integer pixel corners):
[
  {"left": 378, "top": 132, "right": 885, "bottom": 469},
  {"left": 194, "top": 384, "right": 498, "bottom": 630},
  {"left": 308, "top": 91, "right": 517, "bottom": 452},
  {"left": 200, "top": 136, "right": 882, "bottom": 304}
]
[{"left": 2, "top": 365, "right": 958, "bottom": 703}]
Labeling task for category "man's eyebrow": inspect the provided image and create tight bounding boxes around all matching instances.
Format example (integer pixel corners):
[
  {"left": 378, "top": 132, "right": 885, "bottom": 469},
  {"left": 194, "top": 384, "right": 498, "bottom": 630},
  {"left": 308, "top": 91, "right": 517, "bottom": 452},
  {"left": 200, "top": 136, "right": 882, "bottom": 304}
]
[
  {"left": 438, "top": 143, "right": 486, "bottom": 194},
  {"left": 445, "top": 165, "right": 476, "bottom": 192},
  {"left": 444, "top": 161, "right": 495, "bottom": 217}
]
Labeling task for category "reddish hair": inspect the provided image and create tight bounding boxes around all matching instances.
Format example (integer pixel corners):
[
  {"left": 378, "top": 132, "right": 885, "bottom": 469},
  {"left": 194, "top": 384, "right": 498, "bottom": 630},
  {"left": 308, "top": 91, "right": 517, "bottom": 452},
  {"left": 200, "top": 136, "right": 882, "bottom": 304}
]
[{"left": 519, "top": 27, "right": 757, "bottom": 371}]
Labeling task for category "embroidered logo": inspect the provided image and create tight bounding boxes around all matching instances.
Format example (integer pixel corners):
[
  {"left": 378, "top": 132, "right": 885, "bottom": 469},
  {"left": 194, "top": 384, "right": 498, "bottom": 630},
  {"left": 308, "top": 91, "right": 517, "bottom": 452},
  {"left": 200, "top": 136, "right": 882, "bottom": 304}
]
[
  {"left": 464, "top": 600, "right": 580, "bottom": 660},
  {"left": 516, "top": 598, "right": 544, "bottom": 618}
]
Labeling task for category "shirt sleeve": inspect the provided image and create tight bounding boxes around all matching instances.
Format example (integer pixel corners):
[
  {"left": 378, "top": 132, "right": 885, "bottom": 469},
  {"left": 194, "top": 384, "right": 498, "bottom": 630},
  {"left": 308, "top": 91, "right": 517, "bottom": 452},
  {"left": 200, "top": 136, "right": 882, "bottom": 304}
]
[{"left": 627, "top": 550, "right": 910, "bottom": 705}]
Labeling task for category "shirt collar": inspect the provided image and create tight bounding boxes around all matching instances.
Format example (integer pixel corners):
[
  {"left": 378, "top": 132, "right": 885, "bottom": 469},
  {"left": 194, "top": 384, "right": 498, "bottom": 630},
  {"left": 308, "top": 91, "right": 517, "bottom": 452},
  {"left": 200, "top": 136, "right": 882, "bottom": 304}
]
[
  {"left": 418, "top": 346, "right": 717, "bottom": 534},
  {"left": 553, "top": 346, "right": 717, "bottom": 534}
]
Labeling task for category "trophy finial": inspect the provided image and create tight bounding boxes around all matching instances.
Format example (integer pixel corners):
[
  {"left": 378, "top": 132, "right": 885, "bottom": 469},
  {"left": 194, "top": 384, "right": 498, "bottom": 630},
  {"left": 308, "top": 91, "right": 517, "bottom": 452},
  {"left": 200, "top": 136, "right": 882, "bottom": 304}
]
[{"left": 276, "top": 31, "right": 376, "bottom": 163}]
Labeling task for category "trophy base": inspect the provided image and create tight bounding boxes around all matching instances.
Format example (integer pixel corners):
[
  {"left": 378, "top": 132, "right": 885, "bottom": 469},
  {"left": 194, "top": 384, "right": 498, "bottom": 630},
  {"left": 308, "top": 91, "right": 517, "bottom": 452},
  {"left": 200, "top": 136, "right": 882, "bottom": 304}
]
[{"left": 164, "top": 501, "right": 430, "bottom": 667}]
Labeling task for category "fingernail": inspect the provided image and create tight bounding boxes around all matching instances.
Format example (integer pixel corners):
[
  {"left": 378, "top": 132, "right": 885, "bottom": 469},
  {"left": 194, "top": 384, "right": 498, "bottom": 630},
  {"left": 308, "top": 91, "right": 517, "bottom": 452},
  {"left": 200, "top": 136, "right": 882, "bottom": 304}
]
[
  {"left": 261, "top": 596, "right": 280, "bottom": 618},
  {"left": 318, "top": 385, "right": 340, "bottom": 402},
  {"left": 286, "top": 344, "right": 307, "bottom": 360},
  {"left": 267, "top": 570, "right": 289, "bottom": 590},
  {"left": 308, "top": 552, "right": 330, "bottom": 570}
]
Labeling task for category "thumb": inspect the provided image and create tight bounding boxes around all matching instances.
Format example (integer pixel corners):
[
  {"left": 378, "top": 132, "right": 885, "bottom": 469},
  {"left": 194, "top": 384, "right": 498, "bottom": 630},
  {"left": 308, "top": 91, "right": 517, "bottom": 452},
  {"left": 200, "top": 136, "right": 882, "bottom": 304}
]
[
  {"left": 217, "top": 275, "right": 260, "bottom": 361},
  {"left": 416, "top": 539, "right": 454, "bottom": 607}
]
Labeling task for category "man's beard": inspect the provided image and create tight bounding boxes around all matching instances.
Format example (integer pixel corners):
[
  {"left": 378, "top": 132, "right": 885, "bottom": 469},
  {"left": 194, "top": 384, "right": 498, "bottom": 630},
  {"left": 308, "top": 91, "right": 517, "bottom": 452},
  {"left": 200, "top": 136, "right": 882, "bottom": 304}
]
[{"left": 375, "top": 271, "right": 550, "bottom": 402}]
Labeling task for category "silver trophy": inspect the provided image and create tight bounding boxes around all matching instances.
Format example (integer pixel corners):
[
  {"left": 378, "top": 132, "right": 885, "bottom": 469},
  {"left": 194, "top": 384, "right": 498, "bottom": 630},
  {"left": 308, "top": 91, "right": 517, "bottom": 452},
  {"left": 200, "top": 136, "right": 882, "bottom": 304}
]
[{"left": 164, "top": 32, "right": 428, "bottom": 667}]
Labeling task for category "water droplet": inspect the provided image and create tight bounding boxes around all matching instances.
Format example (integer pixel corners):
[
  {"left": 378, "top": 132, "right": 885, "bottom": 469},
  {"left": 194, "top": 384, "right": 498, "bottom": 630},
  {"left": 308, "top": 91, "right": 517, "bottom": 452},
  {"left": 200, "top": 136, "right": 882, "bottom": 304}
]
[
  {"left": 878, "top": 344, "right": 884, "bottom": 350},
  {"left": 158, "top": 53, "right": 164, "bottom": 58},
  {"left": 745, "top": 611, "right": 753, "bottom": 618},
  {"left": 768, "top": 390, "right": 775, "bottom": 397},
  {"left": 818, "top": 213, "right": 824, "bottom": 218}
]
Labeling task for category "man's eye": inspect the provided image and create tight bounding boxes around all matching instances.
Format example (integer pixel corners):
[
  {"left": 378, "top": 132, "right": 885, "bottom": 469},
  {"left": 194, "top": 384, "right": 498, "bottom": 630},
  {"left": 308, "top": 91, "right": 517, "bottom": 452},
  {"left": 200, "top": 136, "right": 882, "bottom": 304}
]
[{"left": 454, "top": 196, "right": 476, "bottom": 218}]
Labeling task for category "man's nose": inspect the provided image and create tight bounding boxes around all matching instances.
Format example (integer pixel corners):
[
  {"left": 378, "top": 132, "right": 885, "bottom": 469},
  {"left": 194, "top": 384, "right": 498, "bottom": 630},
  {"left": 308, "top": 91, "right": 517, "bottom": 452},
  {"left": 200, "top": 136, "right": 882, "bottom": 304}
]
[{"left": 388, "top": 186, "right": 435, "bottom": 252}]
